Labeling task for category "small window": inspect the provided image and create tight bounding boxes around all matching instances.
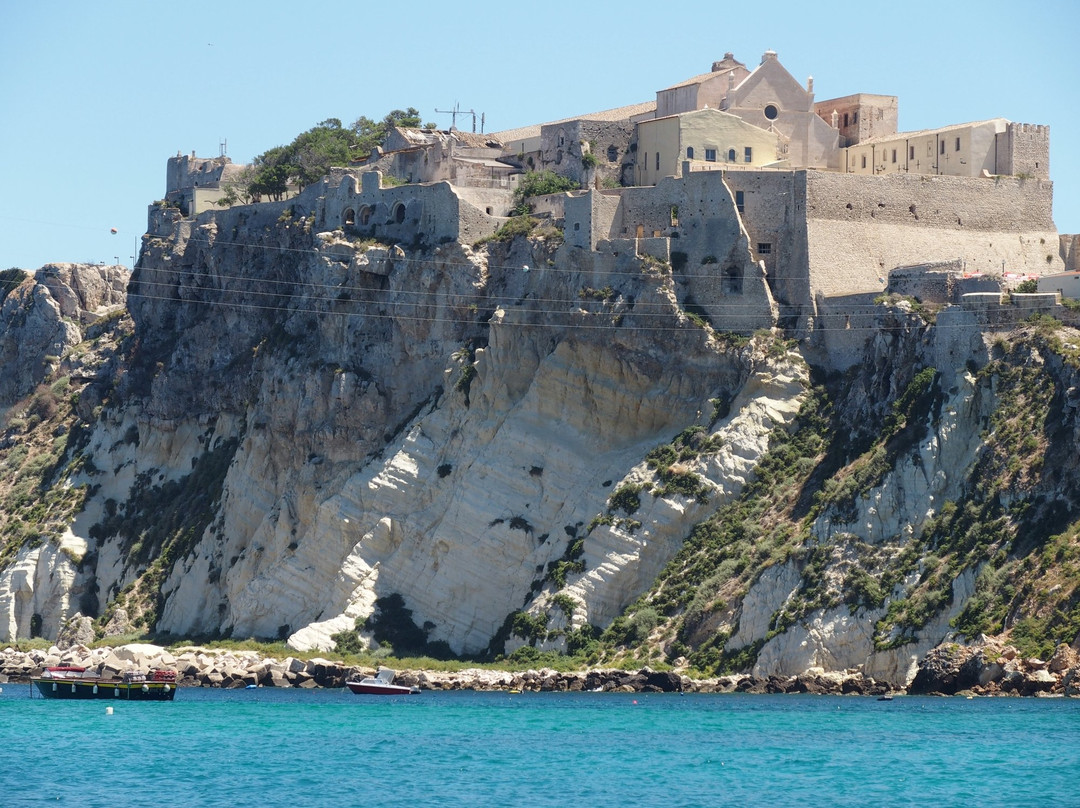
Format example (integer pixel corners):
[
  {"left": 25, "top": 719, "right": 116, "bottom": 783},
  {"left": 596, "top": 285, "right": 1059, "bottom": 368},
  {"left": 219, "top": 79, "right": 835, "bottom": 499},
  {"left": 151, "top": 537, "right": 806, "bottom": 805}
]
[
  {"left": 764, "top": 104, "right": 778, "bottom": 120},
  {"left": 728, "top": 148, "right": 737, "bottom": 162},
  {"left": 891, "top": 149, "right": 897, "bottom": 164},
  {"left": 686, "top": 146, "right": 694, "bottom": 159},
  {"left": 909, "top": 146, "right": 915, "bottom": 160},
  {"left": 655, "top": 152, "right": 660, "bottom": 170},
  {"left": 735, "top": 190, "right": 744, "bottom": 213},
  {"left": 744, "top": 147, "right": 752, "bottom": 163},
  {"left": 757, "top": 243, "right": 772, "bottom": 255},
  {"left": 955, "top": 137, "right": 961, "bottom": 151},
  {"left": 843, "top": 113, "right": 849, "bottom": 127},
  {"left": 705, "top": 148, "right": 717, "bottom": 162},
  {"left": 861, "top": 154, "right": 867, "bottom": 169},
  {"left": 853, "top": 112, "right": 858, "bottom": 124},
  {"left": 940, "top": 141, "right": 945, "bottom": 155},
  {"left": 607, "top": 145, "right": 618, "bottom": 162}
]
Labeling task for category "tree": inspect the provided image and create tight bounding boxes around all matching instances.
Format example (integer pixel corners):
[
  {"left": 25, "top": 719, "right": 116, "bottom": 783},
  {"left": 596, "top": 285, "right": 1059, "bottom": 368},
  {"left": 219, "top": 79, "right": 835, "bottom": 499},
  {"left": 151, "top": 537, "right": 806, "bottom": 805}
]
[
  {"left": 349, "top": 107, "right": 429, "bottom": 158},
  {"left": 511, "top": 170, "right": 580, "bottom": 215},
  {"left": 227, "top": 108, "right": 434, "bottom": 204}
]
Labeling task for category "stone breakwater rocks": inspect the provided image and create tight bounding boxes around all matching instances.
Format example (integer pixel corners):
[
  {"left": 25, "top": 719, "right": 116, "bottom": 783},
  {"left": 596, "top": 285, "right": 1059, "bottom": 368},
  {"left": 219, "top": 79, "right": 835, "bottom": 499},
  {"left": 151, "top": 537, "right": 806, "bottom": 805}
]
[
  {"left": 0, "top": 644, "right": 356, "bottom": 690},
  {"left": 0, "top": 643, "right": 898, "bottom": 695},
  {"left": 4, "top": 641, "right": 1075, "bottom": 696}
]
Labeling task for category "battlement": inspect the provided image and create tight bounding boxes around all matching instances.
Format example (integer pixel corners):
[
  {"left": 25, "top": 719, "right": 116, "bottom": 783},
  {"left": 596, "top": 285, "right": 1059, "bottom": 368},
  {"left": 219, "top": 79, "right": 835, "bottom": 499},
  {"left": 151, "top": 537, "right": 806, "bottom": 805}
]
[{"left": 997, "top": 122, "right": 1050, "bottom": 179}]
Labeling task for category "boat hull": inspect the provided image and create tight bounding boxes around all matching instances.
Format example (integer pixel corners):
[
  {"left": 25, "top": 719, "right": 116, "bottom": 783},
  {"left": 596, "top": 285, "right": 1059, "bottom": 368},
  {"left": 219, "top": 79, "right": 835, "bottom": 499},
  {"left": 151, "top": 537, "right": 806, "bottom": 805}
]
[
  {"left": 32, "top": 679, "right": 177, "bottom": 701},
  {"left": 345, "top": 681, "right": 419, "bottom": 696}
]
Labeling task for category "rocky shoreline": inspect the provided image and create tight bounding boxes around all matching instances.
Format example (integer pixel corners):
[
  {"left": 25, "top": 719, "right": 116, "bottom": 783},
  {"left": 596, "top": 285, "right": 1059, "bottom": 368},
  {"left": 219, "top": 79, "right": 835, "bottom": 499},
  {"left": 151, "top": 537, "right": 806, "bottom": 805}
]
[{"left": 2, "top": 640, "right": 1077, "bottom": 696}]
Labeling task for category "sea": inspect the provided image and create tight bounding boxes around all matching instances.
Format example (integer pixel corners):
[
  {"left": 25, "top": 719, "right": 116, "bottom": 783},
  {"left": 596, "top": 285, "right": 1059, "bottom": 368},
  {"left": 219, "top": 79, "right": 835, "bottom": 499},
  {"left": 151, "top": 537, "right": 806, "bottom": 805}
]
[{"left": 1, "top": 684, "right": 1076, "bottom": 807}]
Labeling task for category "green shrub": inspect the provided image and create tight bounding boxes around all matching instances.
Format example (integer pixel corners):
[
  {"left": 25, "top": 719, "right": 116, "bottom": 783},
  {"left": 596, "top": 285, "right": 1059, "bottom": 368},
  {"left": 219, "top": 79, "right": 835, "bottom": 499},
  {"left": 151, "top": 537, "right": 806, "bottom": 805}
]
[
  {"left": 331, "top": 630, "right": 364, "bottom": 655},
  {"left": 609, "top": 484, "right": 643, "bottom": 515}
]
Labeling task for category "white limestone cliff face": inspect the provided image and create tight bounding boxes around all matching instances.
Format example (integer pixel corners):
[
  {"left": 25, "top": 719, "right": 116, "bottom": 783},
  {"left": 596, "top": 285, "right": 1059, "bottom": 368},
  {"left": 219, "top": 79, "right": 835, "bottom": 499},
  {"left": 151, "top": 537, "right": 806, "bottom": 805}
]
[
  {"left": 562, "top": 357, "right": 809, "bottom": 631},
  {"left": 158, "top": 301, "right": 775, "bottom": 653},
  {"left": 0, "top": 543, "right": 81, "bottom": 642},
  {"left": 734, "top": 369, "right": 994, "bottom": 685},
  {"left": 2, "top": 203, "right": 1060, "bottom": 689}
]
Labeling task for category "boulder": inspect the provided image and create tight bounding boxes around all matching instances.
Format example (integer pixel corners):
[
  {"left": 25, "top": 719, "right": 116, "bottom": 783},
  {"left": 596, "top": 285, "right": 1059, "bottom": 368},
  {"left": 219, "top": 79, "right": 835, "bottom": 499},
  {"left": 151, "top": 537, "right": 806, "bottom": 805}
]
[
  {"left": 643, "top": 669, "right": 683, "bottom": 692},
  {"left": 56, "top": 614, "right": 94, "bottom": 650},
  {"left": 910, "top": 644, "right": 980, "bottom": 695},
  {"left": 1048, "top": 644, "right": 1078, "bottom": 673},
  {"left": 101, "top": 608, "right": 133, "bottom": 637}
]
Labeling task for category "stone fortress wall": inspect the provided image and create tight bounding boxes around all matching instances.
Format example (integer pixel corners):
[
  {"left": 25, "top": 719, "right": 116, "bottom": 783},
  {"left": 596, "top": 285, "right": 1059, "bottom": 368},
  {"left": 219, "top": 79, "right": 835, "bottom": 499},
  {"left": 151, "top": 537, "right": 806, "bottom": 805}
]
[
  {"left": 154, "top": 152, "right": 1067, "bottom": 343},
  {"left": 152, "top": 50, "right": 1071, "bottom": 343}
]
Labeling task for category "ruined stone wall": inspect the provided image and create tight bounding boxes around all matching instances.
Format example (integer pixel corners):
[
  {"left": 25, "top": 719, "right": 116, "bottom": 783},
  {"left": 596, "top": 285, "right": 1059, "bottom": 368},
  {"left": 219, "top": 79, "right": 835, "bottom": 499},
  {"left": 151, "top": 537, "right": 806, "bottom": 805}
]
[
  {"left": 540, "top": 120, "right": 634, "bottom": 187},
  {"left": 887, "top": 265, "right": 957, "bottom": 304},
  {"left": 320, "top": 172, "right": 478, "bottom": 246},
  {"left": 166, "top": 153, "right": 234, "bottom": 195}
]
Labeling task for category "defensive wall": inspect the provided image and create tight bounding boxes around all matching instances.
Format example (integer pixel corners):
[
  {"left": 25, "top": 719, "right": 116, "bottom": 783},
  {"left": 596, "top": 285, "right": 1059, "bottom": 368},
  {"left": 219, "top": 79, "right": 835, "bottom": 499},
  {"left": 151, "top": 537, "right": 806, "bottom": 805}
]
[
  {"left": 149, "top": 152, "right": 1067, "bottom": 342},
  {"left": 565, "top": 172, "right": 778, "bottom": 332},
  {"left": 802, "top": 171, "right": 1061, "bottom": 299}
]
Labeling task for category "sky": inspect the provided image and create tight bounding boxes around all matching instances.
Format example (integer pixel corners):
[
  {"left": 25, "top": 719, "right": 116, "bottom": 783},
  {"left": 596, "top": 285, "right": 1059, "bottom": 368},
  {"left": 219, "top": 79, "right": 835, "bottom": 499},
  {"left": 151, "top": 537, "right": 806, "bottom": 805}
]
[{"left": 1, "top": 0, "right": 1078, "bottom": 271}]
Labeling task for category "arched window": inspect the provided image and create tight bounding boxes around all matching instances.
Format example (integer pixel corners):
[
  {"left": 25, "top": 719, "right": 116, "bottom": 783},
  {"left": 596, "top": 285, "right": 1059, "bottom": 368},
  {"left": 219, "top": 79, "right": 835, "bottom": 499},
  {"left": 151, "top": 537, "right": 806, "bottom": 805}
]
[
  {"left": 686, "top": 146, "right": 694, "bottom": 159},
  {"left": 392, "top": 202, "right": 406, "bottom": 224},
  {"left": 359, "top": 206, "right": 372, "bottom": 225},
  {"left": 607, "top": 145, "right": 618, "bottom": 162},
  {"left": 728, "top": 148, "right": 737, "bottom": 162},
  {"left": 343, "top": 208, "right": 355, "bottom": 226}
]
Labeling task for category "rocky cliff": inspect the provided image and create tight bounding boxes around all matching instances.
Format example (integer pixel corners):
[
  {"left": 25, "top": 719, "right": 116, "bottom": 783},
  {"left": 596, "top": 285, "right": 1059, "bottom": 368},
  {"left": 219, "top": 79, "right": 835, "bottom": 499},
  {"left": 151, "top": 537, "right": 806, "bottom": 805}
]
[{"left": 2, "top": 200, "right": 1078, "bottom": 688}]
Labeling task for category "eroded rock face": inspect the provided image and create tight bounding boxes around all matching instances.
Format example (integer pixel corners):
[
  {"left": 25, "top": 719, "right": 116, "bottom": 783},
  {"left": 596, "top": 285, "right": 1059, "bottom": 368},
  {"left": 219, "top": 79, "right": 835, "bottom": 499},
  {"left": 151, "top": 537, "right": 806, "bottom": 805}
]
[
  {"left": 2, "top": 195, "right": 1075, "bottom": 691},
  {"left": 908, "top": 640, "right": 1080, "bottom": 696},
  {"left": 0, "top": 263, "right": 128, "bottom": 411}
]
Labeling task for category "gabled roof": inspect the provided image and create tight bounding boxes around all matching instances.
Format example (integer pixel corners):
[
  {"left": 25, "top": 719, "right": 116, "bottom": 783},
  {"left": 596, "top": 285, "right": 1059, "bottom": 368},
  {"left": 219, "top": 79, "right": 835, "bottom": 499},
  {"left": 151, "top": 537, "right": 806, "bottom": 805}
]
[
  {"left": 393, "top": 128, "right": 504, "bottom": 149},
  {"left": 660, "top": 70, "right": 728, "bottom": 92},
  {"left": 659, "top": 54, "right": 747, "bottom": 92},
  {"left": 850, "top": 118, "right": 1008, "bottom": 146},
  {"left": 490, "top": 100, "right": 657, "bottom": 143}
]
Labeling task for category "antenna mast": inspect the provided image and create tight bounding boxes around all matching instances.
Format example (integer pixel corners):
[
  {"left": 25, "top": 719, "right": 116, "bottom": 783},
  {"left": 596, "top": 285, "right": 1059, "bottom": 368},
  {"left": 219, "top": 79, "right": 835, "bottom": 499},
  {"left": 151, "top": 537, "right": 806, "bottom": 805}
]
[{"left": 435, "top": 102, "right": 485, "bottom": 133}]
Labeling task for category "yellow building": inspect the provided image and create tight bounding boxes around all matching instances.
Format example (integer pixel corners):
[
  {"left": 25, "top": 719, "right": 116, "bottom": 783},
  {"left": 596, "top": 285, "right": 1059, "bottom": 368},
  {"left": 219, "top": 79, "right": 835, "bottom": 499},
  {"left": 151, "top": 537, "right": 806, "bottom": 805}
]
[
  {"left": 841, "top": 118, "right": 1048, "bottom": 178},
  {"left": 635, "top": 108, "right": 782, "bottom": 185}
]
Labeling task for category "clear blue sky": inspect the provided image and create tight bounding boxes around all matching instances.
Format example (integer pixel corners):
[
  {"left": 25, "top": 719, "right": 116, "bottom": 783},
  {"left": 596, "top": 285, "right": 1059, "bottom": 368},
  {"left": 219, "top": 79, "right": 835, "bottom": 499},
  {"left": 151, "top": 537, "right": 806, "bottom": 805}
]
[{"left": 1, "top": 0, "right": 1077, "bottom": 270}]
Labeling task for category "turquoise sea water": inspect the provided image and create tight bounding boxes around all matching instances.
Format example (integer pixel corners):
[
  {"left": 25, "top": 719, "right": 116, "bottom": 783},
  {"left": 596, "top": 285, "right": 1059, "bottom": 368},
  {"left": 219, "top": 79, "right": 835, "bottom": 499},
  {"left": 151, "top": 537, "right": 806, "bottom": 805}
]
[{"left": 1, "top": 685, "right": 1077, "bottom": 807}]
